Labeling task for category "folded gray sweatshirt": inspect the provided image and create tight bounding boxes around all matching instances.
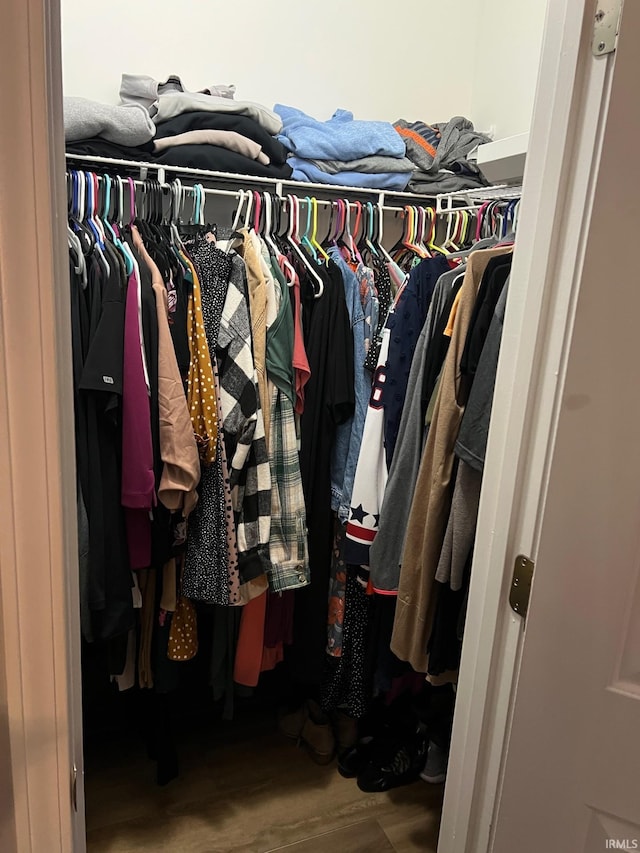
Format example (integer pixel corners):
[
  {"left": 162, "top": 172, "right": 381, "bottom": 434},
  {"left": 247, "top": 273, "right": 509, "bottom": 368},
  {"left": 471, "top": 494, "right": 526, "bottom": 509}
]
[
  {"left": 307, "top": 154, "right": 415, "bottom": 175},
  {"left": 120, "top": 74, "right": 236, "bottom": 111},
  {"left": 64, "top": 97, "right": 156, "bottom": 146},
  {"left": 151, "top": 91, "right": 283, "bottom": 136}
]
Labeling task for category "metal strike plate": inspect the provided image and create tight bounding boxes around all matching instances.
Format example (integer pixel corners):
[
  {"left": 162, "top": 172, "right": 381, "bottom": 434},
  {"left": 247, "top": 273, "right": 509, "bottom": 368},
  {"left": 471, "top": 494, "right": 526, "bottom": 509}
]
[
  {"left": 509, "top": 555, "right": 534, "bottom": 619},
  {"left": 71, "top": 764, "right": 78, "bottom": 812},
  {"left": 592, "top": 1, "right": 623, "bottom": 56}
]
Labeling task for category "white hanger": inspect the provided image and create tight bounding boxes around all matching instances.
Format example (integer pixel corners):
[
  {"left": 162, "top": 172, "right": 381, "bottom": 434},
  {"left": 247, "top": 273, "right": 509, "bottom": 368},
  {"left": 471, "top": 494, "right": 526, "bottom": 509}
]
[
  {"left": 263, "top": 191, "right": 279, "bottom": 256},
  {"left": 244, "top": 190, "right": 254, "bottom": 231},
  {"left": 67, "top": 227, "right": 87, "bottom": 288},
  {"left": 231, "top": 189, "right": 247, "bottom": 232},
  {"left": 286, "top": 194, "right": 324, "bottom": 298}
]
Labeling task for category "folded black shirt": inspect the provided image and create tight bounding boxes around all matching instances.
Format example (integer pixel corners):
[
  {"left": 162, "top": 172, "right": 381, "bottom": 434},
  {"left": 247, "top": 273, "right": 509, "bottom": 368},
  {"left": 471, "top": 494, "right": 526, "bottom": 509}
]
[{"left": 154, "top": 111, "right": 289, "bottom": 165}]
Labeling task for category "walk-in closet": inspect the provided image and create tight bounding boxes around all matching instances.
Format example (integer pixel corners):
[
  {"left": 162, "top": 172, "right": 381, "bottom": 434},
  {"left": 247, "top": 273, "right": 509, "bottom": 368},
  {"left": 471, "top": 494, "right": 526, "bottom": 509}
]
[{"left": 3, "top": 1, "right": 640, "bottom": 852}]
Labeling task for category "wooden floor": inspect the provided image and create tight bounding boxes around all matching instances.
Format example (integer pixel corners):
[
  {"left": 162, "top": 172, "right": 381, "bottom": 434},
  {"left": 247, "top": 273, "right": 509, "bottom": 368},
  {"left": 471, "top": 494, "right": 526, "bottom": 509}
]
[{"left": 85, "top": 708, "right": 443, "bottom": 852}]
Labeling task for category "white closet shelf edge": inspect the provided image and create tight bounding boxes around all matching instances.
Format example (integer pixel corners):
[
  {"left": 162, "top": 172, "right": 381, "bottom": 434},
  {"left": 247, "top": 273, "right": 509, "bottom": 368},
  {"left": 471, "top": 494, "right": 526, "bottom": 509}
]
[{"left": 64, "top": 152, "right": 436, "bottom": 202}]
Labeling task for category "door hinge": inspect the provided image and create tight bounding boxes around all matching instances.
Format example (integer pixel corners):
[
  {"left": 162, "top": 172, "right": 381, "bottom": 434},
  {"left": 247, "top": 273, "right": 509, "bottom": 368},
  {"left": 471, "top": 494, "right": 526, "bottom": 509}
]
[
  {"left": 592, "top": 0, "right": 623, "bottom": 56},
  {"left": 71, "top": 764, "right": 78, "bottom": 812},
  {"left": 509, "top": 555, "right": 534, "bottom": 619}
]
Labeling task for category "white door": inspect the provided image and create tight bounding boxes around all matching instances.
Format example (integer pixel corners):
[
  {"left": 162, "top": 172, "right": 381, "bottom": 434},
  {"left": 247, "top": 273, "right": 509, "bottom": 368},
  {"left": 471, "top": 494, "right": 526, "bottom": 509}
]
[{"left": 488, "top": 1, "right": 640, "bottom": 850}]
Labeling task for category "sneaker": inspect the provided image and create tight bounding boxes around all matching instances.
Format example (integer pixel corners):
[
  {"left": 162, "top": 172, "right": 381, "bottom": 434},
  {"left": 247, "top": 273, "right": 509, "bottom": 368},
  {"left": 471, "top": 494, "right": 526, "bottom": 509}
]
[
  {"left": 337, "top": 738, "right": 375, "bottom": 778},
  {"left": 356, "top": 729, "right": 428, "bottom": 793},
  {"left": 420, "top": 740, "right": 448, "bottom": 784}
]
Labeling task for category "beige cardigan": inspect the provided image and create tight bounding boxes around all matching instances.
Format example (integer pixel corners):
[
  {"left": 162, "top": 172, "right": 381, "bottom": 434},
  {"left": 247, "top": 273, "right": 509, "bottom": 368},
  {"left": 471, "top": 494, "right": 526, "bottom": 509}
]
[
  {"left": 233, "top": 229, "right": 271, "bottom": 446},
  {"left": 391, "top": 247, "right": 512, "bottom": 672}
]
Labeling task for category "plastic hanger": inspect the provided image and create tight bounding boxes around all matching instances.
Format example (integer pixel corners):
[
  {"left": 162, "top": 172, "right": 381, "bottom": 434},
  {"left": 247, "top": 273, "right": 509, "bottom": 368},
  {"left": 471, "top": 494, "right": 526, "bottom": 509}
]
[
  {"left": 415, "top": 206, "right": 431, "bottom": 257},
  {"left": 375, "top": 198, "right": 393, "bottom": 264},
  {"left": 443, "top": 209, "right": 461, "bottom": 252},
  {"left": 390, "top": 205, "right": 418, "bottom": 262},
  {"left": 286, "top": 194, "right": 324, "bottom": 297},
  {"left": 350, "top": 201, "right": 365, "bottom": 264},
  {"left": 264, "top": 191, "right": 296, "bottom": 284},
  {"left": 331, "top": 199, "right": 345, "bottom": 248},
  {"left": 86, "top": 173, "right": 106, "bottom": 247},
  {"left": 104, "top": 174, "right": 134, "bottom": 275},
  {"left": 231, "top": 189, "right": 247, "bottom": 232},
  {"left": 320, "top": 199, "right": 336, "bottom": 247},
  {"left": 342, "top": 199, "right": 360, "bottom": 263},
  {"left": 252, "top": 190, "right": 262, "bottom": 233},
  {"left": 87, "top": 172, "right": 112, "bottom": 275},
  {"left": 425, "top": 206, "right": 448, "bottom": 256},
  {"left": 243, "top": 190, "right": 254, "bottom": 231},
  {"left": 68, "top": 171, "right": 96, "bottom": 258},
  {"left": 262, "top": 190, "right": 278, "bottom": 256},
  {"left": 310, "top": 197, "right": 329, "bottom": 262},
  {"left": 474, "top": 202, "right": 490, "bottom": 242},
  {"left": 300, "top": 196, "right": 318, "bottom": 260},
  {"left": 364, "top": 202, "right": 379, "bottom": 258},
  {"left": 66, "top": 177, "right": 88, "bottom": 287}
]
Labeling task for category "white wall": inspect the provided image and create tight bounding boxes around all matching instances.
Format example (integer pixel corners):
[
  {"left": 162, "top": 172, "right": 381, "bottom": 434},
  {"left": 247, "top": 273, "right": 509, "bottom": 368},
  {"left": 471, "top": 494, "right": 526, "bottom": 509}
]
[
  {"left": 61, "top": 0, "right": 483, "bottom": 123},
  {"left": 470, "top": 0, "right": 549, "bottom": 139},
  {"left": 62, "top": 0, "right": 549, "bottom": 137}
]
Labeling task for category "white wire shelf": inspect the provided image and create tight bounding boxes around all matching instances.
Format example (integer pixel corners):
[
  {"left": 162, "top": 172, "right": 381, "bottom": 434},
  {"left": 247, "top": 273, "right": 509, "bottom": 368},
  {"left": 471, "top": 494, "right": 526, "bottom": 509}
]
[
  {"left": 435, "top": 184, "right": 523, "bottom": 214},
  {"left": 64, "top": 152, "right": 436, "bottom": 206}
]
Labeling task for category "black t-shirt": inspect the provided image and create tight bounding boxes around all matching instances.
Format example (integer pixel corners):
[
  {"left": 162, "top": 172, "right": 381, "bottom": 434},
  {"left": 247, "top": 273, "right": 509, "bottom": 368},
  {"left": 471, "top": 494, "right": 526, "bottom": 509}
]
[
  {"left": 291, "top": 259, "right": 355, "bottom": 686},
  {"left": 78, "top": 244, "right": 133, "bottom": 642},
  {"left": 153, "top": 111, "right": 290, "bottom": 165},
  {"left": 459, "top": 254, "right": 512, "bottom": 404}
]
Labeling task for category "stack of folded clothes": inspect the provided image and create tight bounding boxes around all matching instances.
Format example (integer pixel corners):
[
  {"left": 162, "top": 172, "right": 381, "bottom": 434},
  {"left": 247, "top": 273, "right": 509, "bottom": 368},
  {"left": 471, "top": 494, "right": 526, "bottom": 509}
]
[
  {"left": 393, "top": 116, "right": 491, "bottom": 194},
  {"left": 275, "top": 105, "right": 415, "bottom": 191},
  {"left": 65, "top": 74, "right": 293, "bottom": 180}
]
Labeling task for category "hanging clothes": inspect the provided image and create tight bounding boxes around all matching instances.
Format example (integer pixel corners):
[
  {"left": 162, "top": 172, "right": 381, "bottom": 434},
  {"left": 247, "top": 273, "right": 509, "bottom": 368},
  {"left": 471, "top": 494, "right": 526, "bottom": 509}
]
[
  {"left": 391, "top": 247, "right": 512, "bottom": 673},
  {"left": 72, "top": 240, "right": 134, "bottom": 643},
  {"left": 265, "top": 273, "right": 309, "bottom": 593},
  {"left": 369, "top": 266, "right": 465, "bottom": 591},
  {"left": 290, "top": 260, "right": 354, "bottom": 687},
  {"left": 182, "top": 240, "right": 233, "bottom": 604}
]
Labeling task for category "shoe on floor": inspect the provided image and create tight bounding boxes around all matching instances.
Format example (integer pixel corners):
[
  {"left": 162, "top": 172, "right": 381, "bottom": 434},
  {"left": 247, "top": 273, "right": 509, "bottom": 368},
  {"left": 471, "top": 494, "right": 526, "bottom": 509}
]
[
  {"left": 337, "top": 738, "right": 375, "bottom": 778},
  {"left": 420, "top": 740, "right": 449, "bottom": 784},
  {"left": 357, "top": 729, "right": 428, "bottom": 793},
  {"left": 331, "top": 709, "right": 359, "bottom": 752},
  {"left": 278, "top": 704, "right": 308, "bottom": 740},
  {"left": 300, "top": 700, "right": 335, "bottom": 765}
]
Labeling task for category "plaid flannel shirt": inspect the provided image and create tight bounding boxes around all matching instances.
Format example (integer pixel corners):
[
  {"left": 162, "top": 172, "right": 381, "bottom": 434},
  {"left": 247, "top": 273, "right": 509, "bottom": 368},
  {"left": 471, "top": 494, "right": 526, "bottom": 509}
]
[
  {"left": 267, "top": 382, "right": 309, "bottom": 592},
  {"left": 217, "top": 255, "right": 271, "bottom": 576}
]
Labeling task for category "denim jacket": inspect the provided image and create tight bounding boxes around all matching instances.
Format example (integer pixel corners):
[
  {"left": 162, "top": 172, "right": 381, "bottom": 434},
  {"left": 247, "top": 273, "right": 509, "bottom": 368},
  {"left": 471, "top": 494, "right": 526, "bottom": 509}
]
[{"left": 330, "top": 250, "right": 370, "bottom": 522}]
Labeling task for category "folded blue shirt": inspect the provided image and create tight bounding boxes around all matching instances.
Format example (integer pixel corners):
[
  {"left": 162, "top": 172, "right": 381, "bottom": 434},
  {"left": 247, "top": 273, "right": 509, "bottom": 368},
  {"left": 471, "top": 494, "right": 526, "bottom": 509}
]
[
  {"left": 289, "top": 157, "right": 412, "bottom": 191},
  {"left": 275, "top": 105, "right": 406, "bottom": 161}
]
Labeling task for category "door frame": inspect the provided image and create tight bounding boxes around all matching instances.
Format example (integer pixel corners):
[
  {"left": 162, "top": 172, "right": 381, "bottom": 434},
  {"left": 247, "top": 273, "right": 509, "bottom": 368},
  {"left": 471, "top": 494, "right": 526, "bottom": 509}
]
[
  {"left": 0, "top": 0, "right": 85, "bottom": 850},
  {"left": 0, "top": 0, "right": 615, "bottom": 851},
  {"left": 438, "top": 1, "right": 618, "bottom": 850}
]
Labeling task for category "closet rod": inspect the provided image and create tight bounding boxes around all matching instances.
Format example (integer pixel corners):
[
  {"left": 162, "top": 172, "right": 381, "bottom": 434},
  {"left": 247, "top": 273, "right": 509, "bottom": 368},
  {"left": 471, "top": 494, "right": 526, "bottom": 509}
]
[
  {"left": 68, "top": 165, "right": 419, "bottom": 216},
  {"left": 118, "top": 178, "right": 409, "bottom": 214},
  {"left": 64, "top": 152, "right": 438, "bottom": 205}
]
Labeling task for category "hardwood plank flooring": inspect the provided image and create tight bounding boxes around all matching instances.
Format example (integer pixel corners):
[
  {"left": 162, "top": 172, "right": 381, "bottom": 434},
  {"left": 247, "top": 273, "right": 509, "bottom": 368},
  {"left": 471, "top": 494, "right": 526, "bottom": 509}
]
[
  {"left": 265, "top": 819, "right": 394, "bottom": 852},
  {"left": 85, "top": 711, "right": 444, "bottom": 852}
]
